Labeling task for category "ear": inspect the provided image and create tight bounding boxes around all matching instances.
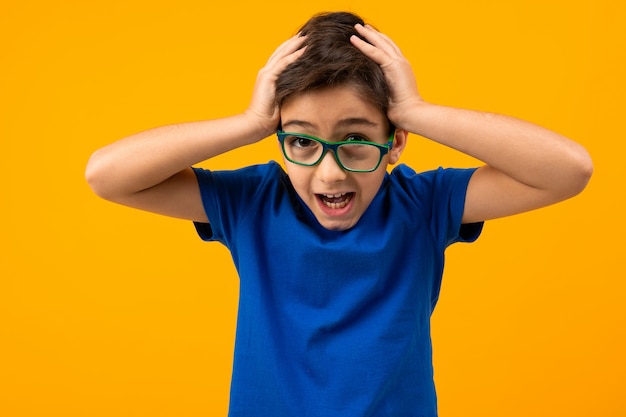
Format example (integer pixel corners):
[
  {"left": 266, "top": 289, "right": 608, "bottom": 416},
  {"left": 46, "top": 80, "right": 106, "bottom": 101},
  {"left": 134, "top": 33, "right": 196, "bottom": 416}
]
[{"left": 388, "top": 129, "right": 408, "bottom": 164}]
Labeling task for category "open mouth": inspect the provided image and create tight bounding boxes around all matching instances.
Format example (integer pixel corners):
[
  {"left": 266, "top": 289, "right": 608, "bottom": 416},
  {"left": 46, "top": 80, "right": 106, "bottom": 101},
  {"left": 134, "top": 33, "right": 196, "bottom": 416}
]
[{"left": 317, "top": 192, "right": 354, "bottom": 210}]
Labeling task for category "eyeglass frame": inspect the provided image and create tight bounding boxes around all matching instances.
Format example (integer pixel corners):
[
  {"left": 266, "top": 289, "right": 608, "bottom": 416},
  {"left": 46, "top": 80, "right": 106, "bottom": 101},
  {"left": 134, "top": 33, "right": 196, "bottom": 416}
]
[{"left": 276, "top": 129, "right": 396, "bottom": 173}]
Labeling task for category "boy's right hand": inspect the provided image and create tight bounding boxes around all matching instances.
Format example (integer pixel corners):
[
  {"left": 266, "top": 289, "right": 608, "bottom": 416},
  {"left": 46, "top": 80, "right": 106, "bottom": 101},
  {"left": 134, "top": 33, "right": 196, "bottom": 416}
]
[
  {"left": 86, "top": 33, "right": 307, "bottom": 224},
  {"left": 245, "top": 34, "right": 307, "bottom": 137}
]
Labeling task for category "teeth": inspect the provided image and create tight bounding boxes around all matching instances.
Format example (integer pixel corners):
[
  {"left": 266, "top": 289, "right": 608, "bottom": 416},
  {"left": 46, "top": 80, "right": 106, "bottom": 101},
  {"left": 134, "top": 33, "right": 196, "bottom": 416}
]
[
  {"left": 325, "top": 200, "right": 348, "bottom": 209},
  {"left": 319, "top": 192, "right": 352, "bottom": 209}
]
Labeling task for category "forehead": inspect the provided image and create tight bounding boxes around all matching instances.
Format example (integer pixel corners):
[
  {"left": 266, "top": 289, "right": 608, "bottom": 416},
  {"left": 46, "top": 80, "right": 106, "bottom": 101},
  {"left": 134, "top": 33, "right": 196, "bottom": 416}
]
[{"left": 280, "top": 85, "right": 387, "bottom": 132}]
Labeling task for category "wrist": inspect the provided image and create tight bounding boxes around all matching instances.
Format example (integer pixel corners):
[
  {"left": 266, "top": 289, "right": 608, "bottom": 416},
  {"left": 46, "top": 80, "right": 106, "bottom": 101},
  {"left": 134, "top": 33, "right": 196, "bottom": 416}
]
[
  {"left": 242, "top": 109, "right": 280, "bottom": 140},
  {"left": 390, "top": 99, "right": 429, "bottom": 134}
]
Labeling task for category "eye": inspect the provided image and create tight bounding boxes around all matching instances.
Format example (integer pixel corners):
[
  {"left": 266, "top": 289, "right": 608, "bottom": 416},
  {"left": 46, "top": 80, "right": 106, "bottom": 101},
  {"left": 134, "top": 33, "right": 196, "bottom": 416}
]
[
  {"left": 344, "top": 134, "right": 369, "bottom": 142},
  {"left": 287, "top": 136, "right": 315, "bottom": 148}
]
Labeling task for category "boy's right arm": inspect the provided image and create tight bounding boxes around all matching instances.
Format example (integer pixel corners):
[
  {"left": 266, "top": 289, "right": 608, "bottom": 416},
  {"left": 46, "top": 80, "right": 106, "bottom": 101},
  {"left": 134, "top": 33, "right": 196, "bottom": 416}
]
[
  {"left": 85, "top": 116, "right": 270, "bottom": 222},
  {"left": 85, "top": 34, "right": 306, "bottom": 223}
]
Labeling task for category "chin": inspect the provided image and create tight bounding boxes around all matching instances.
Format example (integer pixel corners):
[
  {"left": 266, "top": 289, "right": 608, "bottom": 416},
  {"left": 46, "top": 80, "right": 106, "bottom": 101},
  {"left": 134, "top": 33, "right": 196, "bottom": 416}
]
[{"left": 316, "top": 217, "right": 359, "bottom": 232}]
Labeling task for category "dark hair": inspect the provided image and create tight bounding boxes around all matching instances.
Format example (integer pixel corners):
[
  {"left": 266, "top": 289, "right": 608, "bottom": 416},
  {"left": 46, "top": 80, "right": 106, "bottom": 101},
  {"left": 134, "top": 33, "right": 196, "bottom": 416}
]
[{"left": 275, "top": 12, "right": 390, "bottom": 115}]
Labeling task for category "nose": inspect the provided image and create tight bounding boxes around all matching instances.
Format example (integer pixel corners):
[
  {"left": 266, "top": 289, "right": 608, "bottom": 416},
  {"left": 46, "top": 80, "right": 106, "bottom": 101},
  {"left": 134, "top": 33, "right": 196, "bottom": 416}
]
[{"left": 316, "top": 150, "right": 348, "bottom": 183}]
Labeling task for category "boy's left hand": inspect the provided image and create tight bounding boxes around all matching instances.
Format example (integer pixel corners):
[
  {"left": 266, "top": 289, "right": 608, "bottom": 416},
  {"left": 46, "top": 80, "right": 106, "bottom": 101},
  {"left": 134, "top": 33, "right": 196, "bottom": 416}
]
[
  {"left": 351, "top": 23, "right": 592, "bottom": 224},
  {"left": 351, "top": 24, "right": 423, "bottom": 130}
]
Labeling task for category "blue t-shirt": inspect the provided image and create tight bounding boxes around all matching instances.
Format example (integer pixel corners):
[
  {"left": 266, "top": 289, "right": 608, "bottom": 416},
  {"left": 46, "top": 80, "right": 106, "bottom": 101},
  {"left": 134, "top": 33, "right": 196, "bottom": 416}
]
[{"left": 193, "top": 161, "right": 482, "bottom": 417}]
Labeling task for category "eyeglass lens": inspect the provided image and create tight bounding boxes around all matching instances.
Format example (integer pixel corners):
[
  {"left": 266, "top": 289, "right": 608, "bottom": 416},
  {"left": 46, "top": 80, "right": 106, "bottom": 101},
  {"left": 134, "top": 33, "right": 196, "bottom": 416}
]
[{"left": 282, "top": 135, "right": 383, "bottom": 171}]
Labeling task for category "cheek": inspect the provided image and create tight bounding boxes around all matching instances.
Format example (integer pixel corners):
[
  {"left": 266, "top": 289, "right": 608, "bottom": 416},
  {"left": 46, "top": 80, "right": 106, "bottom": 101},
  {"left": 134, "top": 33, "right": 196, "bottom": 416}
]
[
  {"left": 358, "top": 171, "right": 387, "bottom": 197},
  {"left": 284, "top": 165, "right": 310, "bottom": 191}
]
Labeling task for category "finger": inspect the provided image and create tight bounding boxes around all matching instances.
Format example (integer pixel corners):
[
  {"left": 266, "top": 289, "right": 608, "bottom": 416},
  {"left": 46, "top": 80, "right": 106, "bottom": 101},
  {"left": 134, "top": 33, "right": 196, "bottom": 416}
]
[
  {"left": 276, "top": 45, "right": 307, "bottom": 70},
  {"left": 359, "top": 24, "right": 402, "bottom": 56},
  {"left": 256, "top": 43, "right": 307, "bottom": 88},
  {"left": 266, "top": 34, "right": 307, "bottom": 66},
  {"left": 354, "top": 24, "right": 403, "bottom": 57},
  {"left": 350, "top": 33, "right": 392, "bottom": 66}
]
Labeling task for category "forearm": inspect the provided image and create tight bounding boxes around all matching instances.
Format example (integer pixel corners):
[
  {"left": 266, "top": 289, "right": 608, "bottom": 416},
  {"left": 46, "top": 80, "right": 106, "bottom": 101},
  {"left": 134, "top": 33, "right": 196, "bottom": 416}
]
[
  {"left": 353, "top": 23, "right": 592, "bottom": 221},
  {"left": 404, "top": 101, "right": 593, "bottom": 195},
  {"left": 85, "top": 112, "right": 270, "bottom": 200}
]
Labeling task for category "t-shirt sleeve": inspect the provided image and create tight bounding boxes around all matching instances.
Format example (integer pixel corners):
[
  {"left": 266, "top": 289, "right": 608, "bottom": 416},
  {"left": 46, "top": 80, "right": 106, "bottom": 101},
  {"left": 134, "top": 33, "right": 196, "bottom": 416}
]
[
  {"left": 431, "top": 167, "right": 483, "bottom": 248},
  {"left": 191, "top": 162, "right": 281, "bottom": 245},
  {"left": 442, "top": 168, "right": 484, "bottom": 245},
  {"left": 392, "top": 165, "right": 483, "bottom": 250}
]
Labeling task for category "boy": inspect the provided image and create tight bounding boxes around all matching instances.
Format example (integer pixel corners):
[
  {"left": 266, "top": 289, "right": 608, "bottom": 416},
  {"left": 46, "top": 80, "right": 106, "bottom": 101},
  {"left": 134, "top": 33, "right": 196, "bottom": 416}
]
[{"left": 86, "top": 11, "right": 592, "bottom": 417}]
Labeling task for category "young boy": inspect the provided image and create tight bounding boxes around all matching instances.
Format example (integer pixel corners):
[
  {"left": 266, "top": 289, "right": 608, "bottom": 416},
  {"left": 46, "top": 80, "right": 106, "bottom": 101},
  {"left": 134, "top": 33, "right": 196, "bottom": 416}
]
[{"left": 86, "top": 11, "right": 592, "bottom": 417}]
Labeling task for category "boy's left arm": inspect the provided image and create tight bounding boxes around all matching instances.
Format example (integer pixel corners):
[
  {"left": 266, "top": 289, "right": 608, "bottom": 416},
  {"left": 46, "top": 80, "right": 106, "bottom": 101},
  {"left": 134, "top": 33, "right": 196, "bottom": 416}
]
[
  {"left": 399, "top": 103, "right": 593, "bottom": 223},
  {"left": 352, "top": 24, "right": 593, "bottom": 223}
]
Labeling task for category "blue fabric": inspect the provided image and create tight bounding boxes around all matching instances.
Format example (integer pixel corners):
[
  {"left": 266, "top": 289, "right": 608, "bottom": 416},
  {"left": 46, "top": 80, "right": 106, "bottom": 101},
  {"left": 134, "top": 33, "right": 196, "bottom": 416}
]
[{"left": 193, "top": 161, "right": 482, "bottom": 417}]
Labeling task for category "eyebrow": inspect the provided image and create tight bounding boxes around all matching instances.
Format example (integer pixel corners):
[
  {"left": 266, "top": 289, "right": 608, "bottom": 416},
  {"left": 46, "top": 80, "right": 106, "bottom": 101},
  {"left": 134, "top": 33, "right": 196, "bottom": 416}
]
[{"left": 281, "top": 117, "right": 380, "bottom": 131}]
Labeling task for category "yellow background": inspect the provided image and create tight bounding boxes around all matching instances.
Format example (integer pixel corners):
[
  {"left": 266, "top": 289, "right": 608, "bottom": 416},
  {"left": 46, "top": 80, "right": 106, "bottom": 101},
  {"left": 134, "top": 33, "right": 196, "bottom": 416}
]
[{"left": 1, "top": 0, "right": 624, "bottom": 416}]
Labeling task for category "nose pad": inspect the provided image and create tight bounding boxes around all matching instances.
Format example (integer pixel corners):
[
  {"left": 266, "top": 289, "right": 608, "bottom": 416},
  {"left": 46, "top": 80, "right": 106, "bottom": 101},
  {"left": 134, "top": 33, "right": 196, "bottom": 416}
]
[{"left": 316, "top": 150, "right": 348, "bottom": 183}]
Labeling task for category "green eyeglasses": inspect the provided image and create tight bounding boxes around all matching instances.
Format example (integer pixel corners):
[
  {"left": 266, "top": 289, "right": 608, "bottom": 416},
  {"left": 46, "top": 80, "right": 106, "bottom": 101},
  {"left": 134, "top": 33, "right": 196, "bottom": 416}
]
[{"left": 277, "top": 130, "right": 395, "bottom": 173}]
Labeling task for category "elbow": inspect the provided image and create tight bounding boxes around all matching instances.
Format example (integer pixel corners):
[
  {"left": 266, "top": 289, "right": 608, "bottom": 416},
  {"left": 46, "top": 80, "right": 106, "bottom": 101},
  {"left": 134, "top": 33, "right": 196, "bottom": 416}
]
[
  {"left": 85, "top": 150, "right": 115, "bottom": 200},
  {"left": 561, "top": 145, "right": 594, "bottom": 199}
]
